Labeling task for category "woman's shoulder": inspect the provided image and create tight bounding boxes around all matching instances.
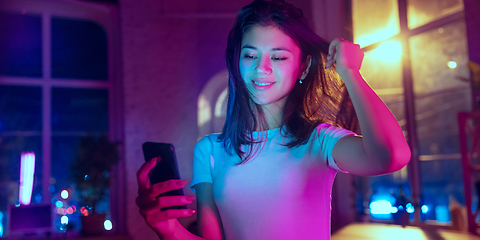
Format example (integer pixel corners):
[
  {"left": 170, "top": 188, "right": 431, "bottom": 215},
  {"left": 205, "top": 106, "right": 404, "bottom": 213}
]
[
  {"left": 194, "top": 133, "right": 222, "bottom": 151},
  {"left": 312, "top": 122, "right": 337, "bottom": 134}
]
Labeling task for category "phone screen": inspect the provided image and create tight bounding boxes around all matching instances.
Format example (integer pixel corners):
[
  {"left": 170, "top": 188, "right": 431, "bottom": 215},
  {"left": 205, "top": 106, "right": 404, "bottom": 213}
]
[{"left": 142, "top": 142, "right": 186, "bottom": 209}]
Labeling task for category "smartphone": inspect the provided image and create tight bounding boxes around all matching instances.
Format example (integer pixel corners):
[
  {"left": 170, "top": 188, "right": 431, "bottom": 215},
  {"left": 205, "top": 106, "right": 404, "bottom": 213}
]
[{"left": 142, "top": 142, "right": 186, "bottom": 210}]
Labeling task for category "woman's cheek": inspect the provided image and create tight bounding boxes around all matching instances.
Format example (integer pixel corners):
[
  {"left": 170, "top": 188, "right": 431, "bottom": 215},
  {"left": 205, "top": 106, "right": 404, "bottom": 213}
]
[{"left": 239, "top": 61, "right": 253, "bottom": 80}]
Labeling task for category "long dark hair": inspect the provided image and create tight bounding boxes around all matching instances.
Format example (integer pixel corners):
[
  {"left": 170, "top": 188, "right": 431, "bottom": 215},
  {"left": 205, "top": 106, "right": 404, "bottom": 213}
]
[{"left": 219, "top": 0, "right": 358, "bottom": 164}]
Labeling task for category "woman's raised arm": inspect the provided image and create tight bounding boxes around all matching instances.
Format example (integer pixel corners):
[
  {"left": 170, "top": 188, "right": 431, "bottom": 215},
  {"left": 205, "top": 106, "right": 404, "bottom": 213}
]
[{"left": 327, "top": 38, "right": 411, "bottom": 176}]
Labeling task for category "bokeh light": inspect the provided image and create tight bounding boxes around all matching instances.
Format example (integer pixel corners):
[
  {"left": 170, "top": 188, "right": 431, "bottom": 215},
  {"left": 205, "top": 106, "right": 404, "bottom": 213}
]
[
  {"left": 370, "top": 200, "right": 397, "bottom": 214},
  {"left": 421, "top": 205, "right": 429, "bottom": 213},
  {"left": 60, "top": 216, "right": 68, "bottom": 225},
  {"left": 35, "top": 193, "right": 42, "bottom": 203},
  {"left": 61, "top": 190, "right": 69, "bottom": 199},
  {"left": 448, "top": 61, "right": 457, "bottom": 69},
  {"left": 80, "top": 206, "right": 89, "bottom": 216},
  {"left": 0, "top": 211, "right": 3, "bottom": 237},
  {"left": 406, "top": 203, "right": 415, "bottom": 213},
  {"left": 104, "top": 220, "right": 113, "bottom": 230},
  {"left": 55, "top": 200, "right": 63, "bottom": 208}
]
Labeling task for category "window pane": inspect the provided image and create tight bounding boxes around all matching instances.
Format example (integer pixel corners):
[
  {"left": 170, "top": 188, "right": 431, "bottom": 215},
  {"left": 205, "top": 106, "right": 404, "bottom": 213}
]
[
  {"left": 51, "top": 136, "right": 111, "bottom": 231},
  {"left": 50, "top": 136, "right": 82, "bottom": 231},
  {"left": 51, "top": 88, "right": 108, "bottom": 132},
  {"left": 0, "top": 86, "right": 42, "bottom": 131},
  {"left": 0, "top": 136, "right": 42, "bottom": 236},
  {"left": 51, "top": 17, "right": 108, "bottom": 80},
  {"left": 0, "top": 12, "right": 42, "bottom": 77},
  {"left": 51, "top": 136, "right": 79, "bottom": 194},
  {"left": 352, "top": 0, "right": 400, "bottom": 47},
  {"left": 360, "top": 43, "right": 405, "bottom": 126},
  {"left": 410, "top": 20, "right": 470, "bottom": 222},
  {"left": 407, "top": 0, "right": 463, "bottom": 29}
]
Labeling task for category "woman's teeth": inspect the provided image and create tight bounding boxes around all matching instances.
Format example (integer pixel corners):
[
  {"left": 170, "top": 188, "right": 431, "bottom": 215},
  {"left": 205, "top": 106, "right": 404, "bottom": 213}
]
[{"left": 254, "top": 81, "right": 273, "bottom": 86}]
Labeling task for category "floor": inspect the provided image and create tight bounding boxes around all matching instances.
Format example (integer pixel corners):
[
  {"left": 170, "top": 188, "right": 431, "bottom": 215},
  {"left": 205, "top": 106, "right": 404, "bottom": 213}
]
[{"left": 332, "top": 223, "right": 480, "bottom": 240}]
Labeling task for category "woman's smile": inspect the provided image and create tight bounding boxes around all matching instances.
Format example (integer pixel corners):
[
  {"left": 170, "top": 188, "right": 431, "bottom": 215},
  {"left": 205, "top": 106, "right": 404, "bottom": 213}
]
[{"left": 252, "top": 80, "right": 276, "bottom": 90}]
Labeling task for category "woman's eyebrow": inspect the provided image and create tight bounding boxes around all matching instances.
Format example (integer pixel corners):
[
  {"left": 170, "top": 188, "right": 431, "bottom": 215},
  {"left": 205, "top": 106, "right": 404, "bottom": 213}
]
[
  {"left": 241, "top": 44, "right": 291, "bottom": 52},
  {"left": 242, "top": 44, "right": 256, "bottom": 50},
  {"left": 272, "top": 47, "right": 291, "bottom": 52}
]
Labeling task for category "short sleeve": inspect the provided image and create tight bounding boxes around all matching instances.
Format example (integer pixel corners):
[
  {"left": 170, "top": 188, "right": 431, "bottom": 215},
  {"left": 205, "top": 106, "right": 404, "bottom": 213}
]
[
  {"left": 190, "top": 136, "right": 213, "bottom": 192},
  {"left": 316, "top": 123, "right": 356, "bottom": 173}
]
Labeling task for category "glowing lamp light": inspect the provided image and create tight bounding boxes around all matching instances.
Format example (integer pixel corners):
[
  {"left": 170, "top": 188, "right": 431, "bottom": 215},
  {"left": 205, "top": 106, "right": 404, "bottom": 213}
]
[
  {"left": 421, "top": 205, "right": 429, "bottom": 214},
  {"left": 369, "top": 200, "right": 397, "bottom": 214},
  {"left": 60, "top": 216, "right": 69, "bottom": 225},
  {"left": 61, "top": 190, "right": 69, "bottom": 199},
  {"left": 448, "top": 61, "right": 457, "bottom": 69},
  {"left": 104, "top": 220, "right": 113, "bottom": 230},
  {"left": 374, "top": 41, "right": 402, "bottom": 63},
  {"left": 406, "top": 203, "right": 415, "bottom": 213},
  {"left": 19, "top": 152, "right": 36, "bottom": 205}
]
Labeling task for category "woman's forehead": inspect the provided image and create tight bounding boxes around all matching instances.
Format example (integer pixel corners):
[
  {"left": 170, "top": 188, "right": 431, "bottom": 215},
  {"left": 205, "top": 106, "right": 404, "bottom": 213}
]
[{"left": 241, "top": 25, "right": 300, "bottom": 53}]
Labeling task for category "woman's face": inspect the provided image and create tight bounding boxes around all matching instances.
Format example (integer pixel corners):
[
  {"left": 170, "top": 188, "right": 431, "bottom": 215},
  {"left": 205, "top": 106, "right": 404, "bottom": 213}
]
[{"left": 239, "top": 24, "right": 304, "bottom": 109}]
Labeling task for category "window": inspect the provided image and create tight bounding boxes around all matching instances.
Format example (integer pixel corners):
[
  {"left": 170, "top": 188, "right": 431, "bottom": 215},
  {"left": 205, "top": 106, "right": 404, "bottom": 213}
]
[
  {"left": 352, "top": 0, "right": 468, "bottom": 225},
  {"left": 0, "top": 1, "right": 120, "bottom": 236}
]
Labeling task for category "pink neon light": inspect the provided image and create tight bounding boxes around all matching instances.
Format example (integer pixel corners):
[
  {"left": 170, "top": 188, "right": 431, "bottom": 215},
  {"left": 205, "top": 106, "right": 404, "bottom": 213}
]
[{"left": 19, "top": 152, "right": 35, "bottom": 205}]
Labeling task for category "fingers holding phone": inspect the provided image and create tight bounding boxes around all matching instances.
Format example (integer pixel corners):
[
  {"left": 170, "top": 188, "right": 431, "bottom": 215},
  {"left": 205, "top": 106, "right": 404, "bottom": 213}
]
[
  {"left": 137, "top": 157, "right": 157, "bottom": 192},
  {"left": 136, "top": 156, "right": 196, "bottom": 237}
]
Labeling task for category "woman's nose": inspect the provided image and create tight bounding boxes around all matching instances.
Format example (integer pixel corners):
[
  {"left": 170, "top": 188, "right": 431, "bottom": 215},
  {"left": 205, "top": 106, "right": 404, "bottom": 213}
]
[{"left": 255, "top": 56, "right": 272, "bottom": 75}]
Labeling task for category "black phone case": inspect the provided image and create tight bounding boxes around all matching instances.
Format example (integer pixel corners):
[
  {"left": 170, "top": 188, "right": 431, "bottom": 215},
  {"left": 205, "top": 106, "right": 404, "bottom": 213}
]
[{"left": 142, "top": 142, "right": 186, "bottom": 210}]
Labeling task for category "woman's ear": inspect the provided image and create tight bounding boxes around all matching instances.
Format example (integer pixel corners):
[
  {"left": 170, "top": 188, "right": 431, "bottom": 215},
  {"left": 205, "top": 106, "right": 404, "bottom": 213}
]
[{"left": 300, "top": 55, "right": 312, "bottom": 80}]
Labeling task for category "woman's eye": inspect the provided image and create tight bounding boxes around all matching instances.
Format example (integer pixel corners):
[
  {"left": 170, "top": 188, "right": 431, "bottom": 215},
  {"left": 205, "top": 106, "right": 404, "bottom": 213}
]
[
  {"left": 244, "top": 54, "right": 257, "bottom": 59},
  {"left": 272, "top": 57, "right": 287, "bottom": 61}
]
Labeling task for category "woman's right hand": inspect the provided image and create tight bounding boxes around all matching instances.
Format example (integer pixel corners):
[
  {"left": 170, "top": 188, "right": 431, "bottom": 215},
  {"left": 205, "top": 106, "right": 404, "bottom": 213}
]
[{"left": 136, "top": 157, "right": 196, "bottom": 238}]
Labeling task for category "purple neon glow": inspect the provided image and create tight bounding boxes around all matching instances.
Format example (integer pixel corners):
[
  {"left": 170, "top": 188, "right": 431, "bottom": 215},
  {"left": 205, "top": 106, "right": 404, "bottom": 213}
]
[{"left": 19, "top": 152, "right": 35, "bottom": 205}]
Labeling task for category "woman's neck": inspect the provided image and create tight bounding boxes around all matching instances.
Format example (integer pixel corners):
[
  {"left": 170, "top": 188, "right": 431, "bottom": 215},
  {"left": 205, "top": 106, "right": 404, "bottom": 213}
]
[{"left": 256, "top": 101, "right": 285, "bottom": 131}]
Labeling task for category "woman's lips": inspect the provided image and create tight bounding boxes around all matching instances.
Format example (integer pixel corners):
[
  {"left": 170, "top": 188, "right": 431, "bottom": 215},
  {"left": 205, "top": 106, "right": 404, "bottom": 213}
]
[{"left": 252, "top": 80, "right": 275, "bottom": 90}]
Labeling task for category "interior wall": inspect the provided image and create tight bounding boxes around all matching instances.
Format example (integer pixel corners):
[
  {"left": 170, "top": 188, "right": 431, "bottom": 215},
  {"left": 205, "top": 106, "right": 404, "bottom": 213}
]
[{"left": 118, "top": 0, "right": 345, "bottom": 239}]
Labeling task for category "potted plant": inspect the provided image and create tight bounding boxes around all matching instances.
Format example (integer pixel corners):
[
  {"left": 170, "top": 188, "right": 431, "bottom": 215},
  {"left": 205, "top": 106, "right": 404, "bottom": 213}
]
[{"left": 70, "top": 135, "right": 120, "bottom": 236}]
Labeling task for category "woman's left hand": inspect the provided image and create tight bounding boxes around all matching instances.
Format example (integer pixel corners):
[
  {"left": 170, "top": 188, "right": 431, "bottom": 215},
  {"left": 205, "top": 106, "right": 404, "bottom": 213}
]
[{"left": 325, "top": 38, "right": 364, "bottom": 77}]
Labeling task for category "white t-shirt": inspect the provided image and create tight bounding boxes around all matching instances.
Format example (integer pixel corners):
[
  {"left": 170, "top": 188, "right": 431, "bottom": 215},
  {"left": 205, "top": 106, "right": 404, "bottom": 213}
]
[{"left": 190, "top": 123, "right": 356, "bottom": 240}]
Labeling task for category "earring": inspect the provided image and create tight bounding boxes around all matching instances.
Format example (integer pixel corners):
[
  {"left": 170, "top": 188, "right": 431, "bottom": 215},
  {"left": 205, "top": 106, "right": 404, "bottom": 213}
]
[{"left": 299, "top": 79, "right": 303, "bottom": 84}]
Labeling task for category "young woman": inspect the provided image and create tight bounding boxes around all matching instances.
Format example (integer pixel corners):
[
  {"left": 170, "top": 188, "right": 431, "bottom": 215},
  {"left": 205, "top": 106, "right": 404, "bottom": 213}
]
[{"left": 136, "top": 0, "right": 411, "bottom": 239}]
